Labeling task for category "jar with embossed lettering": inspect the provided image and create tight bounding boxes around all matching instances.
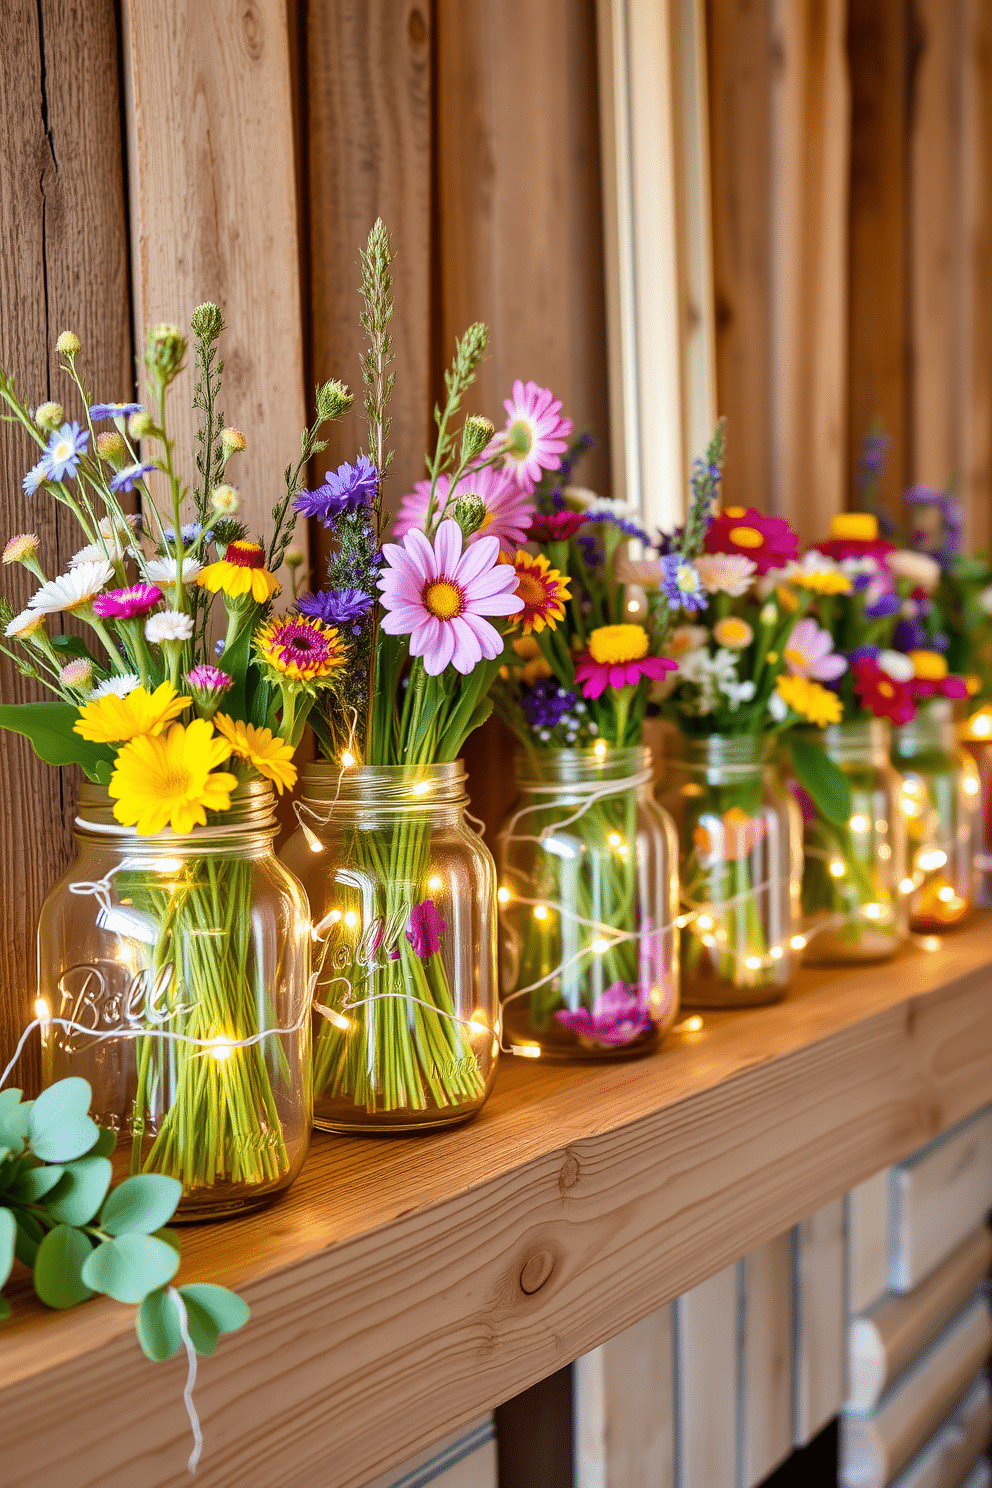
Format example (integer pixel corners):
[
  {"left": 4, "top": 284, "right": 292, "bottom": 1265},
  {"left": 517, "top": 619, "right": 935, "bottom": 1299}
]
[
  {"left": 35, "top": 781, "right": 312, "bottom": 1220},
  {"left": 280, "top": 760, "right": 499, "bottom": 1132}
]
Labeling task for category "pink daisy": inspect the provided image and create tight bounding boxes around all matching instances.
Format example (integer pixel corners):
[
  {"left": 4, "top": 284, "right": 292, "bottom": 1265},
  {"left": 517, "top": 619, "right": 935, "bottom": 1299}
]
[
  {"left": 498, "top": 380, "right": 573, "bottom": 489},
  {"left": 378, "top": 520, "right": 523, "bottom": 676},
  {"left": 92, "top": 583, "right": 162, "bottom": 620},
  {"left": 783, "top": 617, "right": 847, "bottom": 682},
  {"left": 394, "top": 465, "right": 535, "bottom": 556},
  {"left": 573, "top": 623, "right": 678, "bottom": 700}
]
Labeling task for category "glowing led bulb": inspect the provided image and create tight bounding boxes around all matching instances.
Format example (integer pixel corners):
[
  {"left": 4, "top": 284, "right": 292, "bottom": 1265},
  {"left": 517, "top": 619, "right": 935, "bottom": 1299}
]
[
  {"left": 790, "top": 934, "right": 807, "bottom": 951},
  {"left": 324, "top": 1007, "right": 351, "bottom": 1031},
  {"left": 591, "top": 937, "right": 609, "bottom": 954},
  {"left": 627, "top": 599, "right": 640, "bottom": 613},
  {"left": 34, "top": 997, "right": 50, "bottom": 1023},
  {"left": 917, "top": 848, "right": 948, "bottom": 872},
  {"left": 937, "top": 885, "right": 956, "bottom": 902},
  {"left": 899, "top": 878, "right": 916, "bottom": 895},
  {"left": 341, "top": 750, "right": 356, "bottom": 767},
  {"left": 412, "top": 780, "right": 431, "bottom": 796},
  {"left": 533, "top": 905, "right": 550, "bottom": 922},
  {"left": 428, "top": 875, "right": 443, "bottom": 892},
  {"left": 744, "top": 955, "right": 762, "bottom": 970},
  {"left": 608, "top": 832, "right": 623, "bottom": 848},
  {"left": 677, "top": 1015, "right": 703, "bottom": 1033},
  {"left": 849, "top": 815, "right": 869, "bottom": 832},
  {"left": 497, "top": 886, "right": 511, "bottom": 905},
  {"left": 963, "top": 777, "right": 980, "bottom": 796},
  {"left": 829, "top": 860, "right": 846, "bottom": 878},
  {"left": 208, "top": 1036, "right": 232, "bottom": 1062},
  {"left": 695, "top": 913, "right": 714, "bottom": 932},
  {"left": 514, "top": 1044, "right": 541, "bottom": 1058},
  {"left": 769, "top": 945, "right": 784, "bottom": 960},
  {"left": 594, "top": 740, "right": 607, "bottom": 760},
  {"left": 863, "top": 903, "right": 885, "bottom": 920},
  {"left": 343, "top": 909, "right": 359, "bottom": 930}
]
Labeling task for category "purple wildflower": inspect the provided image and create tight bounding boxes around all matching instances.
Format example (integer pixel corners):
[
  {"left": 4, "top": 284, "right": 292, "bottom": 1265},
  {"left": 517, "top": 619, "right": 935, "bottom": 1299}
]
[
  {"left": 893, "top": 618, "right": 926, "bottom": 652},
  {"left": 40, "top": 422, "right": 88, "bottom": 482},
  {"left": 89, "top": 402, "right": 144, "bottom": 421},
  {"left": 577, "top": 532, "right": 603, "bottom": 569},
  {"left": 407, "top": 899, "right": 446, "bottom": 958},
  {"left": 660, "top": 553, "right": 706, "bottom": 612},
  {"left": 595, "top": 510, "right": 652, "bottom": 543},
  {"left": 845, "top": 644, "right": 881, "bottom": 665},
  {"left": 297, "top": 587, "right": 373, "bottom": 628},
  {"left": 787, "top": 779, "right": 816, "bottom": 824},
  {"left": 864, "top": 593, "right": 901, "bottom": 620},
  {"left": 556, "top": 981, "right": 654, "bottom": 1048},
  {"left": 931, "top": 631, "right": 950, "bottom": 652},
  {"left": 293, "top": 454, "right": 378, "bottom": 526},
  {"left": 23, "top": 461, "right": 47, "bottom": 496},
  {"left": 92, "top": 583, "right": 162, "bottom": 620},
  {"left": 110, "top": 461, "right": 154, "bottom": 494},
  {"left": 188, "top": 664, "right": 232, "bottom": 693},
  {"left": 521, "top": 678, "right": 576, "bottom": 732}
]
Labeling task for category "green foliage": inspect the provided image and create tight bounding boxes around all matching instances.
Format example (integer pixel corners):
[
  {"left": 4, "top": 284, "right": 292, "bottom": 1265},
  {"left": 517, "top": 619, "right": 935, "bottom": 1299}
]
[
  {"left": 789, "top": 735, "right": 852, "bottom": 825},
  {"left": 0, "top": 1078, "right": 249, "bottom": 1362},
  {"left": 0, "top": 703, "right": 114, "bottom": 782}
]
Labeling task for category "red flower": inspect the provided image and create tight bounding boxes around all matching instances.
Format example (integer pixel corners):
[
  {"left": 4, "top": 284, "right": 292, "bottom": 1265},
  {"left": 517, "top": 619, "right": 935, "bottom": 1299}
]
[
  {"left": 703, "top": 507, "right": 799, "bottom": 575},
  {"left": 853, "top": 660, "right": 915, "bottom": 725},
  {"left": 530, "top": 511, "right": 590, "bottom": 543},
  {"left": 817, "top": 536, "right": 897, "bottom": 563}
]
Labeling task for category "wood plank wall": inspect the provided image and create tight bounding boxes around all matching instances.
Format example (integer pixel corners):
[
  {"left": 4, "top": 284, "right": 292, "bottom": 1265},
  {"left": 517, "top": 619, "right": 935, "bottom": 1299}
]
[{"left": 3, "top": 2, "right": 992, "bottom": 1074}]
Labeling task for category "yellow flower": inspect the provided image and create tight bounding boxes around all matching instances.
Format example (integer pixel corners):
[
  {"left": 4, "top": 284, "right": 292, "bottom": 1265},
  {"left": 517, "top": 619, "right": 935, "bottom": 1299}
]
[
  {"left": 775, "top": 673, "right": 843, "bottom": 727},
  {"left": 254, "top": 615, "right": 346, "bottom": 683},
  {"left": 830, "top": 512, "right": 878, "bottom": 541},
  {"left": 512, "top": 635, "right": 553, "bottom": 685},
  {"left": 588, "top": 624, "right": 649, "bottom": 665},
  {"left": 214, "top": 714, "right": 298, "bottom": 795},
  {"left": 197, "top": 540, "right": 281, "bottom": 603},
  {"left": 74, "top": 681, "right": 190, "bottom": 744},
  {"left": 789, "top": 567, "right": 852, "bottom": 595},
  {"left": 109, "top": 720, "right": 237, "bottom": 835},
  {"left": 908, "top": 649, "right": 948, "bottom": 681},
  {"left": 508, "top": 551, "right": 570, "bottom": 635},
  {"left": 713, "top": 617, "right": 753, "bottom": 650}
]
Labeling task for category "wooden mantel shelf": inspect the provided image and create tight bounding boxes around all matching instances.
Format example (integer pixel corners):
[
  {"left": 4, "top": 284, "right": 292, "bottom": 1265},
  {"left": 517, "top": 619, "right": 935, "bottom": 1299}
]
[{"left": 4, "top": 920, "right": 992, "bottom": 1488}]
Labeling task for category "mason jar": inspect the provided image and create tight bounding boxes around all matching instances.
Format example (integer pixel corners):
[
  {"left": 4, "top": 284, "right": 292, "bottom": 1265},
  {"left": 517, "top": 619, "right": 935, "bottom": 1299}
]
[
  {"left": 280, "top": 761, "right": 498, "bottom": 1132},
  {"left": 36, "top": 781, "right": 312, "bottom": 1220},
  {"left": 790, "top": 720, "right": 908, "bottom": 964},
  {"left": 892, "top": 700, "right": 980, "bottom": 931},
  {"left": 496, "top": 745, "right": 679, "bottom": 1059},
  {"left": 659, "top": 734, "right": 802, "bottom": 1007}
]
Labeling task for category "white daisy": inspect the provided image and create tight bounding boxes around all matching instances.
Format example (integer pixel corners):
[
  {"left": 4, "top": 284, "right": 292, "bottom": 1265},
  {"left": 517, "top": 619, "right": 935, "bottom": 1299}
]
[
  {"left": 27, "top": 560, "right": 114, "bottom": 615},
  {"left": 695, "top": 552, "right": 757, "bottom": 597},
  {"left": 92, "top": 673, "right": 141, "bottom": 699},
  {"left": 877, "top": 650, "right": 915, "bottom": 683},
  {"left": 887, "top": 549, "right": 941, "bottom": 593},
  {"left": 70, "top": 540, "right": 123, "bottom": 568},
  {"left": 145, "top": 611, "right": 193, "bottom": 644},
  {"left": 5, "top": 607, "right": 46, "bottom": 639},
  {"left": 145, "top": 556, "right": 202, "bottom": 588}
]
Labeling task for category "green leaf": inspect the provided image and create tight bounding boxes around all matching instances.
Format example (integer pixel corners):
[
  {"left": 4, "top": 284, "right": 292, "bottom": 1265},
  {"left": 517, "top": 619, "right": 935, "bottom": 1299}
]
[
  {"left": 0, "top": 1208, "right": 16, "bottom": 1288},
  {"left": 0, "top": 702, "right": 114, "bottom": 778},
  {"left": 88, "top": 1126, "right": 117, "bottom": 1159},
  {"left": 46, "top": 1156, "right": 113, "bottom": 1226},
  {"left": 33, "top": 1224, "right": 94, "bottom": 1308},
  {"left": 152, "top": 1226, "right": 182, "bottom": 1254},
  {"left": 178, "top": 1293, "right": 220, "bottom": 1356},
  {"left": 18, "top": 1163, "right": 65, "bottom": 1201},
  {"left": 99, "top": 1174, "right": 182, "bottom": 1236},
  {"left": 0, "top": 1089, "right": 30, "bottom": 1151},
  {"left": 0, "top": 1294, "right": 10, "bottom": 1321},
  {"left": 179, "top": 1283, "right": 249, "bottom": 1337},
  {"left": 80, "top": 1233, "right": 180, "bottom": 1304},
  {"left": 92, "top": 759, "right": 114, "bottom": 786},
  {"left": 135, "top": 1286, "right": 182, "bottom": 1362},
  {"left": 15, "top": 1210, "right": 43, "bottom": 1267},
  {"left": 28, "top": 1078, "right": 99, "bottom": 1163},
  {"left": 789, "top": 736, "right": 852, "bottom": 826}
]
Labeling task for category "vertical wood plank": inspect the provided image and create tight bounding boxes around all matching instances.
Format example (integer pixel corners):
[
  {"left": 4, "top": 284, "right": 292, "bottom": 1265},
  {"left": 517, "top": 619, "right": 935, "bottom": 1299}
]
[
  {"left": 575, "top": 1304, "right": 675, "bottom": 1488},
  {"left": 847, "top": 1169, "right": 892, "bottom": 1317},
  {"left": 120, "top": 0, "right": 307, "bottom": 557},
  {"left": 706, "top": 0, "right": 772, "bottom": 512},
  {"left": 306, "top": 0, "right": 432, "bottom": 518},
  {"left": 675, "top": 1263, "right": 738, "bottom": 1488},
  {"left": 793, "top": 1197, "right": 847, "bottom": 1446},
  {"left": 957, "top": 0, "right": 992, "bottom": 550},
  {"left": 768, "top": 0, "right": 850, "bottom": 542},
  {"left": 0, "top": 0, "right": 132, "bottom": 1085},
  {"left": 847, "top": 0, "right": 911, "bottom": 522},
  {"left": 740, "top": 1233, "right": 794, "bottom": 1488}
]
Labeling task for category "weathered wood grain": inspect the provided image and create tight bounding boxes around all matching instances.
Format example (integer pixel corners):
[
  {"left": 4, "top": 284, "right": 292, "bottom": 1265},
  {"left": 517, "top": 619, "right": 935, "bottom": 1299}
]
[
  {"left": 0, "top": 0, "right": 131, "bottom": 1088},
  {"left": 740, "top": 1233, "right": 793, "bottom": 1486},
  {"left": 676, "top": 1265, "right": 738, "bottom": 1488},
  {"left": 792, "top": 1197, "right": 847, "bottom": 1445},
  {"left": 120, "top": 0, "right": 307, "bottom": 560},
  {"left": 847, "top": 1169, "right": 892, "bottom": 1316},
  {"left": 957, "top": 0, "right": 992, "bottom": 550},
  {"left": 575, "top": 1303, "right": 675, "bottom": 1488},
  {"left": 4, "top": 924, "right": 992, "bottom": 1488}
]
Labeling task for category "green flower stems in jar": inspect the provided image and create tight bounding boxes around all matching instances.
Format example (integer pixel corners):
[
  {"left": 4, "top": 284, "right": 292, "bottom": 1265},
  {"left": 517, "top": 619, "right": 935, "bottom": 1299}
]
[
  {"left": 311, "top": 811, "right": 485, "bottom": 1114},
  {"left": 127, "top": 856, "right": 292, "bottom": 1192}
]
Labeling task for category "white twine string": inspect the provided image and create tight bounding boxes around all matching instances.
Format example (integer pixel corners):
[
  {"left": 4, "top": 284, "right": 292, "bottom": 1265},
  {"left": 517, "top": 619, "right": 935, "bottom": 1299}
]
[
  {"left": 168, "top": 1286, "right": 204, "bottom": 1474},
  {"left": 501, "top": 766, "right": 655, "bottom": 848}
]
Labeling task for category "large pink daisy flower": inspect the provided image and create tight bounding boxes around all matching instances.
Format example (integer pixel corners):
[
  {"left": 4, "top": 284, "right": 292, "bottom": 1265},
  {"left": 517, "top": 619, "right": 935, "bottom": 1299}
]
[
  {"left": 378, "top": 520, "right": 523, "bottom": 676},
  {"left": 783, "top": 617, "right": 847, "bottom": 682},
  {"left": 393, "top": 464, "right": 535, "bottom": 555},
  {"left": 498, "top": 380, "right": 573, "bottom": 489}
]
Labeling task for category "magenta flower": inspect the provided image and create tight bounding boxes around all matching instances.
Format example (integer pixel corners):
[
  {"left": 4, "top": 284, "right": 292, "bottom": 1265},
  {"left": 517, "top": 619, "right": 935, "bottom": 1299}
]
[
  {"left": 787, "top": 778, "right": 816, "bottom": 824},
  {"left": 406, "top": 899, "right": 446, "bottom": 958},
  {"left": 530, "top": 511, "right": 590, "bottom": 543},
  {"left": 498, "top": 380, "right": 573, "bottom": 489},
  {"left": 394, "top": 464, "right": 536, "bottom": 556},
  {"left": 188, "top": 664, "right": 233, "bottom": 694},
  {"left": 573, "top": 628, "right": 678, "bottom": 700},
  {"left": 92, "top": 583, "right": 162, "bottom": 620},
  {"left": 556, "top": 981, "right": 654, "bottom": 1048},
  {"left": 378, "top": 520, "right": 523, "bottom": 676},
  {"left": 783, "top": 617, "right": 847, "bottom": 682}
]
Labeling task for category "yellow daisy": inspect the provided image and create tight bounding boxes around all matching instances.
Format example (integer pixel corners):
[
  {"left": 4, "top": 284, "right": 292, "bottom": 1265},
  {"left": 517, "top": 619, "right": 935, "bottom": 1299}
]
[
  {"left": 254, "top": 615, "right": 346, "bottom": 683},
  {"left": 197, "top": 540, "right": 281, "bottom": 604},
  {"left": 109, "top": 719, "right": 237, "bottom": 835},
  {"left": 507, "top": 551, "right": 571, "bottom": 635},
  {"left": 775, "top": 673, "right": 843, "bottom": 727},
  {"left": 74, "top": 681, "right": 190, "bottom": 744},
  {"left": 214, "top": 714, "right": 298, "bottom": 795}
]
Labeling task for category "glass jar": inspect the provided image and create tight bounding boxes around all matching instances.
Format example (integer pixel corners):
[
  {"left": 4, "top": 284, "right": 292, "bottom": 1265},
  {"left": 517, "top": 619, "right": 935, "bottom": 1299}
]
[
  {"left": 496, "top": 745, "right": 679, "bottom": 1059},
  {"left": 659, "top": 734, "right": 802, "bottom": 1007},
  {"left": 36, "top": 781, "right": 312, "bottom": 1220},
  {"left": 280, "top": 761, "right": 498, "bottom": 1132},
  {"left": 959, "top": 707, "right": 992, "bottom": 908},
  {"left": 892, "top": 701, "right": 980, "bottom": 932},
  {"left": 789, "top": 720, "right": 908, "bottom": 964}
]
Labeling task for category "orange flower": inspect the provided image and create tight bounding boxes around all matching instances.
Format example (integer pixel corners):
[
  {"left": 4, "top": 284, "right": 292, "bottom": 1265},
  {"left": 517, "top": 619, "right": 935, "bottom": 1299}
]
[{"left": 508, "top": 550, "right": 570, "bottom": 635}]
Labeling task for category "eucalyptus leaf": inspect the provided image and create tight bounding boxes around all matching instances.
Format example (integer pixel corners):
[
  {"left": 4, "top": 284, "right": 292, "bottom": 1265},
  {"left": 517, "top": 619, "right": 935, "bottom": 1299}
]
[
  {"left": 80, "top": 1233, "right": 180, "bottom": 1304},
  {"left": 179, "top": 1282, "right": 250, "bottom": 1337},
  {"left": 18, "top": 1164, "right": 65, "bottom": 1201},
  {"left": 33, "top": 1224, "right": 94, "bottom": 1308},
  {"left": 789, "top": 736, "right": 851, "bottom": 826},
  {"left": 28, "top": 1078, "right": 99, "bottom": 1163},
  {"left": 178, "top": 1293, "right": 221, "bottom": 1356},
  {"left": 46, "top": 1156, "right": 113, "bottom": 1226},
  {"left": 99, "top": 1174, "right": 182, "bottom": 1236},
  {"left": 14, "top": 1210, "right": 43, "bottom": 1268},
  {"left": 152, "top": 1226, "right": 182, "bottom": 1254},
  {"left": 88, "top": 1126, "right": 117, "bottom": 1159},
  {"left": 0, "top": 1088, "right": 30, "bottom": 1151},
  {"left": 0, "top": 1207, "right": 16, "bottom": 1288},
  {"left": 135, "top": 1286, "right": 182, "bottom": 1362}
]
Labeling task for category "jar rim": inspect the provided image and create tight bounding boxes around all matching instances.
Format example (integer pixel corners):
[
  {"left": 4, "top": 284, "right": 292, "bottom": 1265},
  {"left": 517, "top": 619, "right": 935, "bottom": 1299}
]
[
  {"left": 298, "top": 759, "right": 468, "bottom": 806},
  {"left": 74, "top": 779, "right": 279, "bottom": 845},
  {"left": 513, "top": 744, "right": 651, "bottom": 788}
]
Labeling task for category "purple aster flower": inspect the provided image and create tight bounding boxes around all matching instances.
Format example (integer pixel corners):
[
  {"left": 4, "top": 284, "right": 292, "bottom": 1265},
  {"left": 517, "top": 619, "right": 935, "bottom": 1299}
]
[
  {"left": 40, "top": 422, "right": 88, "bottom": 482},
  {"left": 522, "top": 678, "right": 576, "bottom": 732},
  {"left": 293, "top": 454, "right": 379, "bottom": 526},
  {"left": 857, "top": 430, "right": 891, "bottom": 486},
  {"left": 556, "top": 981, "right": 654, "bottom": 1048},
  {"left": 407, "top": 899, "right": 446, "bottom": 958},
  {"left": 22, "top": 460, "right": 48, "bottom": 496},
  {"left": 110, "top": 461, "right": 154, "bottom": 494},
  {"left": 864, "top": 593, "right": 901, "bottom": 620},
  {"left": 660, "top": 553, "right": 706, "bottom": 612},
  {"left": 893, "top": 618, "right": 925, "bottom": 651},
  {"left": 297, "top": 587, "right": 373, "bottom": 627},
  {"left": 92, "top": 583, "right": 162, "bottom": 620},
  {"left": 595, "top": 511, "right": 652, "bottom": 543},
  {"left": 846, "top": 644, "right": 881, "bottom": 664},
  {"left": 89, "top": 402, "right": 145, "bottom": 421}
]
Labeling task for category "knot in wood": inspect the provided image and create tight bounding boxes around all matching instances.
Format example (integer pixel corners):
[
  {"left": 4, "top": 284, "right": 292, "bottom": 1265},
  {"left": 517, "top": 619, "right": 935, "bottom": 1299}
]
[
  {"left": 240, "top": 3, "right": 264, "bottom": 61},
  {"left": 519, "top": 1248, "right": 555, "bottom": 1295},
  {"left": 408, "top": 7, "right": 428, "bottom": 46},
  {"left": 558, "top": 1150, "right": 580, "bottom": 1195}
]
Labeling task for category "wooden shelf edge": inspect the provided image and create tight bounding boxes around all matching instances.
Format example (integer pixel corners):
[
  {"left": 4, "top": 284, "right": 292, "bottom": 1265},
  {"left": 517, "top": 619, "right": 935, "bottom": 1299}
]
[{"left": 3, "top": 919, "right": 992, "bottom": 1488}]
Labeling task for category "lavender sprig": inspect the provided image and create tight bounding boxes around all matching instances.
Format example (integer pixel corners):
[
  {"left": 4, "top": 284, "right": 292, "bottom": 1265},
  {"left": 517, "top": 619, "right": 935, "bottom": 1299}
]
[
  {"left": 678, "top": 417, "right": 725, "bottom": 561},
  {"left": 360, "top": 218, "right": 396, "bottom": 512}
]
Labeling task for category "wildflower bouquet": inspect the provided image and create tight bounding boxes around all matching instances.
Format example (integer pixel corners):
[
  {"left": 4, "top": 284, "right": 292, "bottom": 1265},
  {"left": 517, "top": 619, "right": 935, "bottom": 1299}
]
[
  {"left": 488, "top": 427, "right": 723, "bottom": 1053},
  {"left": 0, "top": 307, "right": 348, "bottom": 1205}
]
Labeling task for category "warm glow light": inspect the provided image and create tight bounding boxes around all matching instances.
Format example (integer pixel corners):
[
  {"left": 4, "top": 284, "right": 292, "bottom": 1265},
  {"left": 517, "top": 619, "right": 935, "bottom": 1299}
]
[
  {"left": 919, "top": 935, "right": 942, "bottom": 952},
  {"left": 608, "top": 832, "right": 622, "bottom": 848},
  {"left": 829, "top": 860, "right": 846, "bottom": 878},
  {"left": 770, "top": 945, "right": 784, "bottom": 960},
  {"left": 969, "top": 713, "right": 992, "bottom": 738},
  {"left": 303, "top": 823, "right": 324, "bottom": 853},
  {"left": 593, "top": 740, "right": 607, "bottom": 760},
  {"left": 701, "top": 934, "right": 717, "bottom": 949},
  {"left": 879, "top": 844, "right": 892, "bottom": 861},
  {"left": 627, "top": 599, "right": 640, "bottom": 612},
  {"left": 591, "top": 938, "right": 609, "bottom": 954},
  {"left": 963, "top": 777, "right": 980, "bottom": 796},
  {"left": 497, "top": 886, "right": 511, "bottom": 905},
  {"left": 208, "top": 1036, "right": 232, "bottom": 1063},
  {"left": 468, "top": 1015, "right": 489, "bottom": 1035},
  {"left": 325, "top": 1007, "right": 351, "bottom": 1031},
  {"left": 343, "top": 909, "right": 359, "bottom": 930},
  {"left": 902, "top": 779, "right": 922, "bottom": 796},
  {"left": 849, "top": 815, "right": 869, "bottom": 832},
  {"left": 863, "top": 903, "right": 885, "bottom": 920},
  {"left": 533, "top": 905, "right": 550, "bottom": 922},
  {"left": 917, "top": 848, "right": 948, "bottom": 872},
  {"left": 329, "top": 909, "right": 342, "bottom": 923},
  {"left": 413, "top": 780, "right": 431, "bottom": 796},
  {"left": 677, "top": 1015, "right": 704, "bottom": 1033},
  {"left": 695, "top": 913, "right": 714, "bottom": 931},
  {"left": 899, "top": 878, "right": 916, "bottom": 895},
  {"left": 745, "top": 955, "right": 762, "bottom": 970},
  {"left": 428, "top": 875, "right": 443, "bottom": 892},
  {"left": 790, "top": 934, "right": 808, "bottom": 951},
  {"left": 513, "top": 1044, "right": 542, "bottom": 1058},
  {"left": 341, "top": 750, "right": 356, "bottom": 768},
  {"left": 937, "top": 885, "right": 956, "bottom": 903},
  {"left": 34, "top": 997, "right": 50, "bottom": 1024},
  {"left": 617, "top": 844, "right": 629, "bottom": 859},
  {"left": 675, "top": 914, "right": 692, "bottom": 929}
]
